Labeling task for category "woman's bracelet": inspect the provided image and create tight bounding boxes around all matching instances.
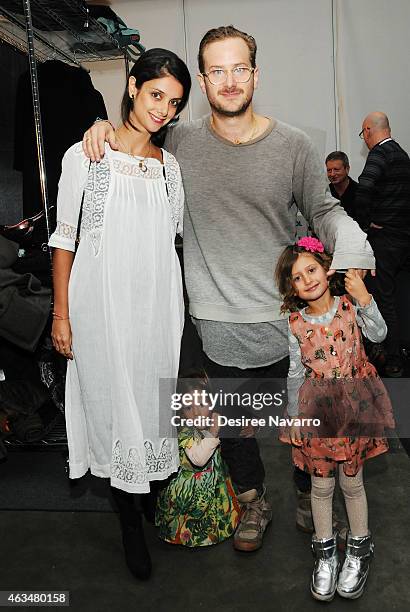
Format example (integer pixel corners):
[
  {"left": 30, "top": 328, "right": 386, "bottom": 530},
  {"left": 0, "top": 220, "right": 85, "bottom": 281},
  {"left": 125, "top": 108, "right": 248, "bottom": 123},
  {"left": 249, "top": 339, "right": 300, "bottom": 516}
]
[
  {"left": 52, "top": 312, "right": 70, "bottom": 320},
  {"left": 93, "top": 117, "right": 115, "bottom": 130}
]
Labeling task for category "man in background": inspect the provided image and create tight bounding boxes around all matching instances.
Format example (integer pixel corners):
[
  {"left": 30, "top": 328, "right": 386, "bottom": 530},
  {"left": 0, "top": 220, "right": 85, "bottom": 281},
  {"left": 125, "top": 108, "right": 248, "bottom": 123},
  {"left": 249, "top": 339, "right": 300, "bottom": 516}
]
[
  {"left": 358, "top": 111, "right": 410, "bottom": 377},
  {"left": 326, "top": 150, "right": 359, "bottom": 222}
]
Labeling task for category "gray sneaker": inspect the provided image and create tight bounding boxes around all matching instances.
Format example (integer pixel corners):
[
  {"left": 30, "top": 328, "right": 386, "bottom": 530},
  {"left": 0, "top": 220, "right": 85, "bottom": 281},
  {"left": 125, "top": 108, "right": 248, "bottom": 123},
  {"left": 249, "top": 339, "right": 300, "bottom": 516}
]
[
  {"left": 296, "top": 491, "right": 314, "bottom": 533},
  {"left": 233, "top": 487, "right": 272, "bottom": 552}
]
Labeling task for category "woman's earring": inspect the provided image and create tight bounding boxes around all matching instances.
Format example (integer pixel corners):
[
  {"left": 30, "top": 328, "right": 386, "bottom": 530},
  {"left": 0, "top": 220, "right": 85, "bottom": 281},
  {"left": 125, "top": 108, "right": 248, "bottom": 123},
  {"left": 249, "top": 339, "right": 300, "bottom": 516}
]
[{"left": 129, "top": 93, "right": 134, "bottom": 100}]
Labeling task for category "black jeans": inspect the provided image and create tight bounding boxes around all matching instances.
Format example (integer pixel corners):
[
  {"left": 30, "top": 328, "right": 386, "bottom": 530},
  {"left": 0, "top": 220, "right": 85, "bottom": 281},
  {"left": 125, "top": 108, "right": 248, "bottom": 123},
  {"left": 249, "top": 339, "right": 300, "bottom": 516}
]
[
  {"left": 366, "top": 229, "right": 410, "bottom": 358},
  {"left": 202, "top": 353, "right": 311, "bottom": 493}
]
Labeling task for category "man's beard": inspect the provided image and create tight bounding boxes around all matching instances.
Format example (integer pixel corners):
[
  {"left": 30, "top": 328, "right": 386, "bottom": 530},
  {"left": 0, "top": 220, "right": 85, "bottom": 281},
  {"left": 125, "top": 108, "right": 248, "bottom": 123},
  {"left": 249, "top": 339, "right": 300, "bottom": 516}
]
[{"left": 209, "top": 92, "right": 253, "bottom": 117}]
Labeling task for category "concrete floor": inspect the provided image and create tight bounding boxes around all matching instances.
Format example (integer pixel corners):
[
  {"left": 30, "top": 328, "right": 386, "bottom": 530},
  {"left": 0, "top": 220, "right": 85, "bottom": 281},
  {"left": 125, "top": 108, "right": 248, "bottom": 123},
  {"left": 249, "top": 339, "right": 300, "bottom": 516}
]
[{"left": 1, "top": 439, "right": 409, "bottom": 612}]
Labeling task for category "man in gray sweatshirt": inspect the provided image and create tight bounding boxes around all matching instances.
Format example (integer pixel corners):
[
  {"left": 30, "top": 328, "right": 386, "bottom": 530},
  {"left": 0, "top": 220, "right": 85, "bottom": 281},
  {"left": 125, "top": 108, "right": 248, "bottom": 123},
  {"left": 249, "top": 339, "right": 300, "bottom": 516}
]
[{"left": 83, "top": 26, "right": 374, "bottom": 554}]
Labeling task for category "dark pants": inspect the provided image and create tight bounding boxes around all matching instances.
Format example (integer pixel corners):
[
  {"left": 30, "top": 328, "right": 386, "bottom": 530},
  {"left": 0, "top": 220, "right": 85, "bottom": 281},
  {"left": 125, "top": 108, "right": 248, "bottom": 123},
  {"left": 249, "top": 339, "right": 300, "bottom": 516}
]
[
  {"left": 203, "top": 353, "right": 312, "bottom": 493},
  {"left": 366, "top": 229, "right": 410, "bottom": 358}
]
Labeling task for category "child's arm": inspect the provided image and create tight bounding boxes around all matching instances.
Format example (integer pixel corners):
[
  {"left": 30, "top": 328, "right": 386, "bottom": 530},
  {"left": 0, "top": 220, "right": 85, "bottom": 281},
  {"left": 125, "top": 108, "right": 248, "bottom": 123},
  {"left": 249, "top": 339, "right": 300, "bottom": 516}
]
[
  {"left": 287, "top": 321, "right": 305, "bottom": 417},
  {"left": 184, "top": 432, "right": 220, "bottom": 468},
  {"left": 287, "top": 322, "right": 305, "bottom": 446},
  {"left": 355, "top": 297, "right": 387, "bottom": 343},
  {"left": 344, "top": 269, "right": 387, "bottom": 342}
]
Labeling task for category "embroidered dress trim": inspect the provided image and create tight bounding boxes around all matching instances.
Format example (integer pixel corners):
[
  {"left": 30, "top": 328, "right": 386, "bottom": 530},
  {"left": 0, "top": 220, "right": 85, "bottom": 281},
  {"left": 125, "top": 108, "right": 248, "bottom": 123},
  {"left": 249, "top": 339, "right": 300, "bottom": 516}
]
[
  {"left": 111, "top": 438, "right": 174, "bottom": 485},
  {"left": 54, "top": 220, "right": 77, "bottom": 241},
  {"left": 112, "top": 158, "right": 162, "bottom": 180},
  {"left": 80, "top": 157, "right": 110, "bottom": 255},
  {"left": 163, "top": 150, "right": 182, "bottom": 233}
]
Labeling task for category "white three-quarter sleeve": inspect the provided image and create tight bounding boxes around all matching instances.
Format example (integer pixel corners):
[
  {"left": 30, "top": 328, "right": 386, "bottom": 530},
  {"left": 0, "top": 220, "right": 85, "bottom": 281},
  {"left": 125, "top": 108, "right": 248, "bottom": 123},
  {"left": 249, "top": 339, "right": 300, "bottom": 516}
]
[
  {"left": 354, "top": 296, "right": 387, "bottom": 343},
  {"left": 48, "top": 142, "right": 90, "bottom": 252},
  {"left": 287, "top": 320, "right": 305, "bottom": 417}
]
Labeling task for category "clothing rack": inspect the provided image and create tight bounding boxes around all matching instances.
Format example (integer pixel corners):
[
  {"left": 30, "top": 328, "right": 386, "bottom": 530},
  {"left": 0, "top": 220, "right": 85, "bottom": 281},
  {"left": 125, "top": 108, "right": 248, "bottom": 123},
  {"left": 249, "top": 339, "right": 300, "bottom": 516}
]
[
  {"left": 0, "top": 1, "right": 141, "bottom": 450},
  {"left": 0, "top": 0, "right": 131, "bottom": 64},
  {"left": 0, "top": 0, "right": 134, "bottom": 252}
]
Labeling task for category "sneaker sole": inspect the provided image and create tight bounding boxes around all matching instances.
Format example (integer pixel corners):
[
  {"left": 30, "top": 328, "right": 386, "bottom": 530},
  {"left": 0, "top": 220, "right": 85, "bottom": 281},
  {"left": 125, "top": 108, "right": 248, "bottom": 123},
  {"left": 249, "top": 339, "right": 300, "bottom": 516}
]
[
  {"left": 233, "top": 519, "right": 272, "bottom": 552},
  {"left": 310, "top": 584, "right": 336, "bottom": 602},
  {"left": 233, "top": 540, "right": 262, "bottom": 552},
  {"left": 337, "top": 584, "right": 365, "bottom": 600},
  {"left": 337, "top": 569, "right": 369, "bottom": 600}
]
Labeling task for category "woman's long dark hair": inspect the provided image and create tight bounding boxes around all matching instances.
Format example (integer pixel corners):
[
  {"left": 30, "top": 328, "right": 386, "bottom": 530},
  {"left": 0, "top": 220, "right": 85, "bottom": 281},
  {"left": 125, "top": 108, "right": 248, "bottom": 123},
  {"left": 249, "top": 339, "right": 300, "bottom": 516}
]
[{"left": 121, "top": 48, "right": 191, "bottom": 146}]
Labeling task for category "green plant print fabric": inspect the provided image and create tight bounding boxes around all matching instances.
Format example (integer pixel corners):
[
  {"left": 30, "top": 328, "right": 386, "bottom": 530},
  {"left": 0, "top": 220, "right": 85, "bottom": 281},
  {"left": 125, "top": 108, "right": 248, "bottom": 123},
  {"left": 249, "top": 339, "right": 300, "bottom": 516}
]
[{"left": 156, "top": 427, "right": 240, "bottom": 547}]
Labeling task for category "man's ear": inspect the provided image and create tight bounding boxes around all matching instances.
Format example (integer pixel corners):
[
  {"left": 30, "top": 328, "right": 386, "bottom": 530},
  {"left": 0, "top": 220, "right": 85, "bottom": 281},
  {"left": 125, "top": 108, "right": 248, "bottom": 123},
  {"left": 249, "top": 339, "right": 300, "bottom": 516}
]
[
  {"left": 197, "top": 73, "right": 207, "bottom": 95},
  {"left": 253, "top": 65, "right": 260, "bottom": 90}
]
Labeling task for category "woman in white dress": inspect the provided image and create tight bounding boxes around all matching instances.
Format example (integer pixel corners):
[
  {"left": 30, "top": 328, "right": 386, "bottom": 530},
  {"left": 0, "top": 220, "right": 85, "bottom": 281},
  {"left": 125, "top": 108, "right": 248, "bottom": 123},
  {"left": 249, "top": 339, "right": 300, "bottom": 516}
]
[{"left": 49, "top": 49, "right": 191, "bottom": 580}]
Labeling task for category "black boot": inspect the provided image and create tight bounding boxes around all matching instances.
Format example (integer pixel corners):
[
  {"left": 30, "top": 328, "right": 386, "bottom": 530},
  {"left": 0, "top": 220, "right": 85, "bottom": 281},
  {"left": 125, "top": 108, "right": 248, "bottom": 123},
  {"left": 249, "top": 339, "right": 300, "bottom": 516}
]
[
  {"left": 140, "top": 491, "right": 157, "bottom": 525},
  {"left": 140, "top": 478, "right": 168, "bottom": 524},
  {"left": 110, "top": 487, "right": 152, "bottom": 580}
]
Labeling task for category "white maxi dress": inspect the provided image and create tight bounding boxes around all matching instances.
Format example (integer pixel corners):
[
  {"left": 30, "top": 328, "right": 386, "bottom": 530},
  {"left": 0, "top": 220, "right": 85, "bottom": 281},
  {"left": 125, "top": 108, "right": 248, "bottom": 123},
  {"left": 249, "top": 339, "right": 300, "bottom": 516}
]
[{"left": 49, "top": 143, "right": 184, "bottom": 492}]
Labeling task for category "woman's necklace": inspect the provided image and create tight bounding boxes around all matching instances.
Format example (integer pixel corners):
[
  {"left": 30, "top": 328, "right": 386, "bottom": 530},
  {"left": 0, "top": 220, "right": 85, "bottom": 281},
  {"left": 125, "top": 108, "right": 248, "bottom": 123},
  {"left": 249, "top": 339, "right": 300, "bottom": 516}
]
[
  {"left": 211, "top": 114, "right": 258, "bottom": 145},
  {"left": 116, "top": 133, "right": 152, "bottom": 173}
]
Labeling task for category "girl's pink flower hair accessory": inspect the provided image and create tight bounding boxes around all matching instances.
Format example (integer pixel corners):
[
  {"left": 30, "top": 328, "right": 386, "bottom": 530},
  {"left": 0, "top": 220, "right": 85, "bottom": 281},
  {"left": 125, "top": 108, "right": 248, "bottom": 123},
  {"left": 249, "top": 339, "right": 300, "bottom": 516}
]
[{"left": 296, "top": 236, "right": 325, "bottom": 253}]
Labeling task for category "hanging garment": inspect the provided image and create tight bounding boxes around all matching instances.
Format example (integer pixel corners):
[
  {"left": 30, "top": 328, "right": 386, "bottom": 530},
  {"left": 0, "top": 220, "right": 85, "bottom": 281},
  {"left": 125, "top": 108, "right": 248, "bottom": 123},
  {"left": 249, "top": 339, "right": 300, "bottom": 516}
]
[
  {"left": 0, "top": 235, "right": 50, "bottom": 351},
  {"left": 13, "top": 60, "right": 107, "bottom": 228}
]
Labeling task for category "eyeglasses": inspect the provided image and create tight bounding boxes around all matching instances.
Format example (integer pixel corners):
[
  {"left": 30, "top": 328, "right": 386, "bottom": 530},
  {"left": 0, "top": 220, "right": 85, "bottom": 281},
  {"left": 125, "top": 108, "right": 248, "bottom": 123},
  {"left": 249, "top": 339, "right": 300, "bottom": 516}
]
[
  {"left": 201, "top": 67, "right": 255, "bottom": 85},
  {"left": 359, "top": 127, "right": 370, "bottom": 139}
]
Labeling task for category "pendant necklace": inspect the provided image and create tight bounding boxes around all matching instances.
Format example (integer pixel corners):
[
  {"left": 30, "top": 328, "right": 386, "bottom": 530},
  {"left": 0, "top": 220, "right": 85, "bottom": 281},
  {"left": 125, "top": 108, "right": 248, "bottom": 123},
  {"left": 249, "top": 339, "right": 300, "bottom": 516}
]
[
  {"left": 116, "top": 133, "right": 152, "bottom": 173},
  {"left": 211, "top": 114, "right": 258, "bottom": 145}
]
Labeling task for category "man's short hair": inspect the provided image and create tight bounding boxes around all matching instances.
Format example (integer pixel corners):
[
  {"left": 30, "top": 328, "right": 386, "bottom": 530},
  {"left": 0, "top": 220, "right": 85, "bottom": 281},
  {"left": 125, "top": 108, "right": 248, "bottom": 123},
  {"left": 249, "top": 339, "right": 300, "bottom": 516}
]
[
  {"left": 325, "top": 151, "right": 350, "bottom": 168},
  {"left": 198, "top": 25, "right": 257, "bottom": 73}
]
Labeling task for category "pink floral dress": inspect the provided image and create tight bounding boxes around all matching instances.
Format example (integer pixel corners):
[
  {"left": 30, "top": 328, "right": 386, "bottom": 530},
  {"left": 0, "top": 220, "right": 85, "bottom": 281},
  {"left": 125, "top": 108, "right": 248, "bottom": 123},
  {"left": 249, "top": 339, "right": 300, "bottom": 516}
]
[{"left": 282, "top": 295, "right": 395, "bottom": 477}]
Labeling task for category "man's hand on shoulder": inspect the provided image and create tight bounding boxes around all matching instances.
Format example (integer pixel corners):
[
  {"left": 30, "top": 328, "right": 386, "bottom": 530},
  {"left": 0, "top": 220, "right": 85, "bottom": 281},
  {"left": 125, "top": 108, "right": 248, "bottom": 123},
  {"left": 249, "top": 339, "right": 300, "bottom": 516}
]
[{"left": 82, "top": 120, "right": 118, "bottom": 162}]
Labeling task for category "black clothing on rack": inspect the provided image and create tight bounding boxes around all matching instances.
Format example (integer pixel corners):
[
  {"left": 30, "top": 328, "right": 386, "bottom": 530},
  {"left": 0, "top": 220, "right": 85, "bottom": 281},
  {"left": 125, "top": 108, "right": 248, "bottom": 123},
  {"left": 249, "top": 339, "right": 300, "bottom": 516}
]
[
  {"left": 0, "top": 235, "right": 51, "bottom": 352},
  {"left": 13, "top": 60, "right": 107, "bottom": 225}
]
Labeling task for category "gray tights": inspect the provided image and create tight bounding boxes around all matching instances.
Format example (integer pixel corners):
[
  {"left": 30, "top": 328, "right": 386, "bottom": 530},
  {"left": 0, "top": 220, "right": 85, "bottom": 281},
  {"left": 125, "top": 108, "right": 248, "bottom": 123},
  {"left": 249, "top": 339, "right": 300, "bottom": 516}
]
[{"left": 311, "top": 466, "right": 368, "bottom": 539}]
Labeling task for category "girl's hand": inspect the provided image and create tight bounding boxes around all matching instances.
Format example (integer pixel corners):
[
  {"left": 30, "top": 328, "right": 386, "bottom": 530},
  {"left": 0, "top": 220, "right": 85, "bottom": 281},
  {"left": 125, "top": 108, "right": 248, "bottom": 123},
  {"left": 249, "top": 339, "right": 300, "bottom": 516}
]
[
  {"left": 51, "top": 319, "right": 73, "bottom": 360},
  {"left": 344, "top": 268, "right": 372, "bottom": 307},
  {"left": 289, "top": 423, "right": 302, "bottom": 446}
]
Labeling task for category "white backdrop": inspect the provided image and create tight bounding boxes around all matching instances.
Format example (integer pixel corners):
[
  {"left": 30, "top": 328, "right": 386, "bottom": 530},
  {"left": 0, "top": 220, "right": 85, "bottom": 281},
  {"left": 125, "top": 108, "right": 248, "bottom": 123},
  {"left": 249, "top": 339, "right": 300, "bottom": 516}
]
[
  {"left": 88, "top": 0, "right": 410, "bottom": 175},
  {"left": 88, "top": 0, "right": 337, "bottom": 157},
  {"left": 333, "top": 0, "right": 410, "bottom": 178}
]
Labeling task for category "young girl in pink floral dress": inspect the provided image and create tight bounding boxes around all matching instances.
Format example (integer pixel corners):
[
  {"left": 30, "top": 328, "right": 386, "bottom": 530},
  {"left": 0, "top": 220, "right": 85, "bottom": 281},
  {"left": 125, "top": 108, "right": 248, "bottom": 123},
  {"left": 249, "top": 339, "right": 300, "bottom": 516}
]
[{"left": 275, "top": 237, "right": 394, "bottom": 603}]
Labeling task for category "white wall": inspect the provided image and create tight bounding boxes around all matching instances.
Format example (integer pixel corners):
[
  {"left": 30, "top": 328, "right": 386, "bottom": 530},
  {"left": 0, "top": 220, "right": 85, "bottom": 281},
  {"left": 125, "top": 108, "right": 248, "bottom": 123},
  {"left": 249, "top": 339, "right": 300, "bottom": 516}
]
[
  {"left": 86, "top": 0, "right": 337, "bottom": 156},
  {"left": 334, "top": 0, "right": 410, "bottom": 178},
  {"left": 85, "top": 0, "right": 184, "bottom": 126},
  {"left": 86, "top": 0, "right": 410, "bottom": 174},
  {"left": 184, "top": 0, "right": 336, "bottom": 157}
]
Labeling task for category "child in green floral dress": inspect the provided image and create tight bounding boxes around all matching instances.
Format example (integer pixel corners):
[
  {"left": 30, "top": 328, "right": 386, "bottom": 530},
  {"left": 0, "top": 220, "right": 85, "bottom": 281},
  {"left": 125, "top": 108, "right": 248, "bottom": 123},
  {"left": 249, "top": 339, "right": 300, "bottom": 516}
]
[{"left": 156, "top": 371, "right": 240, "bottom": 547}]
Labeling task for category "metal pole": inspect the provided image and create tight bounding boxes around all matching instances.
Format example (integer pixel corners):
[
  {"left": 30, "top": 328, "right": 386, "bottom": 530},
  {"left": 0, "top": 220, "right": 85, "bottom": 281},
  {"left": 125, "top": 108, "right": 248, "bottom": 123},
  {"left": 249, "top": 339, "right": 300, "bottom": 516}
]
[
  {"left": 22, "top": 0, "right": 52, "bottom": 263},
  {"left": 124, "top": 51, "right": 130, "bottom": 80}
]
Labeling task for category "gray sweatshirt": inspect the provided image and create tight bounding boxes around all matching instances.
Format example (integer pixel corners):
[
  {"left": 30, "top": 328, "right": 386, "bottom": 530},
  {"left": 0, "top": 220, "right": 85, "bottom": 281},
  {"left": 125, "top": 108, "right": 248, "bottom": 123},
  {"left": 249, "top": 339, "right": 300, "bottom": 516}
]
[{"left": 166, "top": 116, "right": 374, "bottom": 368}]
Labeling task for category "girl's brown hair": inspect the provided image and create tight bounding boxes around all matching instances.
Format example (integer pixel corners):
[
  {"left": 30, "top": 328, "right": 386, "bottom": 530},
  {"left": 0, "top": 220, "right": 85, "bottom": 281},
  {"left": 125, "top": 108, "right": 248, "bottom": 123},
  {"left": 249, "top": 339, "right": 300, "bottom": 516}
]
[
  {"left": 275, "top": 245, "right": 342, "bottom": 313},
  {"left": 176, "top": 369, "right": 209, "bottom": 396}
]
